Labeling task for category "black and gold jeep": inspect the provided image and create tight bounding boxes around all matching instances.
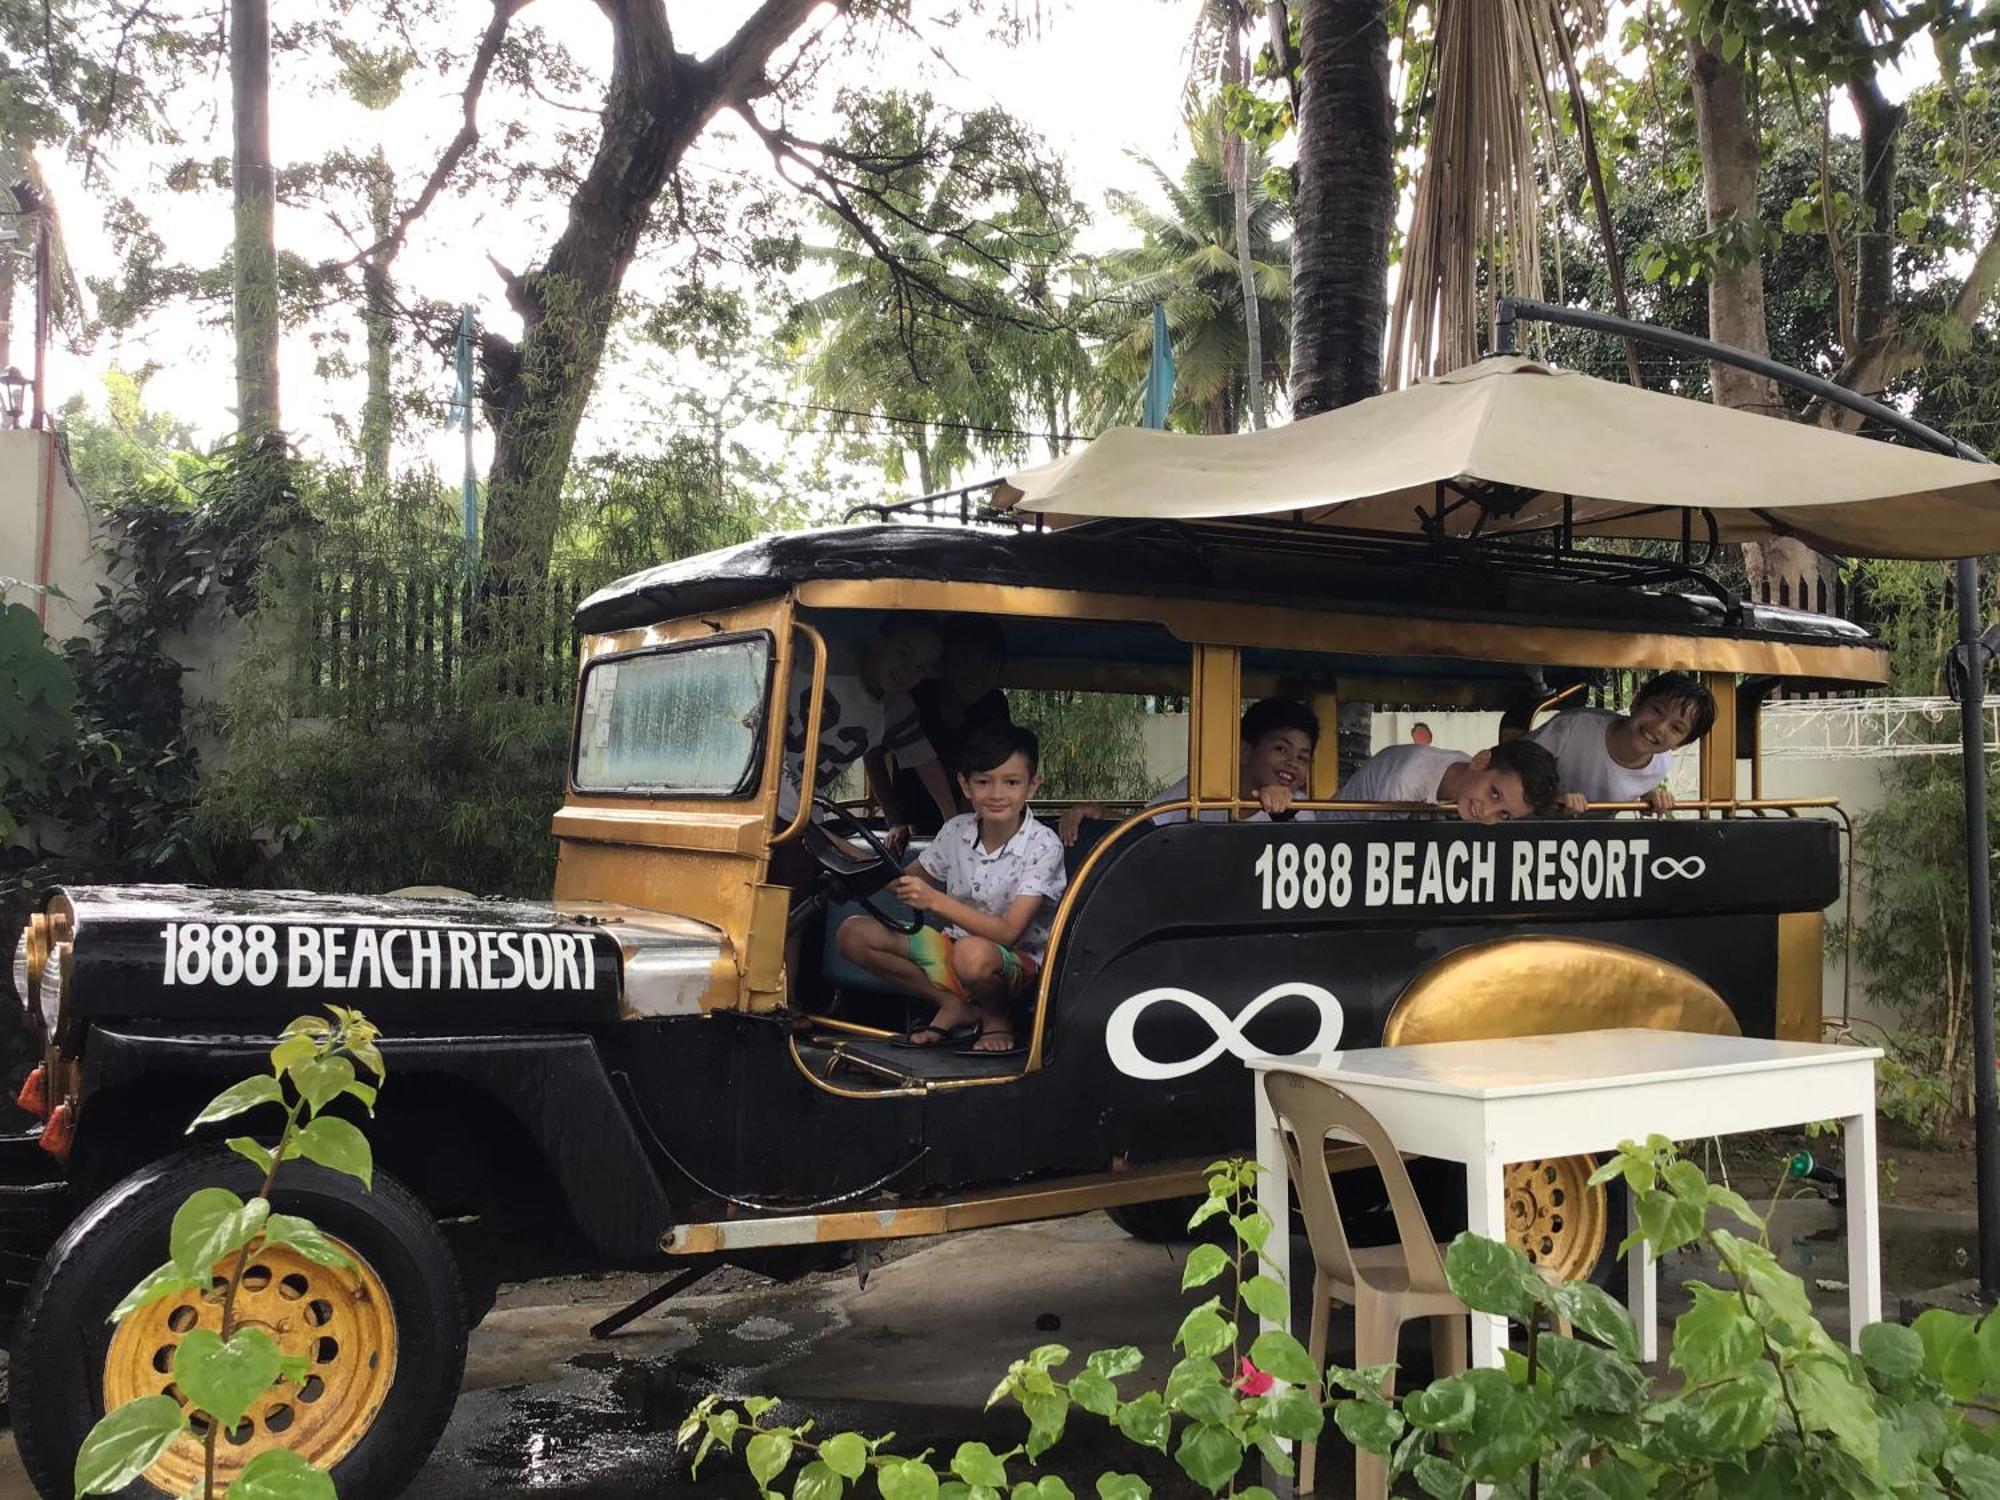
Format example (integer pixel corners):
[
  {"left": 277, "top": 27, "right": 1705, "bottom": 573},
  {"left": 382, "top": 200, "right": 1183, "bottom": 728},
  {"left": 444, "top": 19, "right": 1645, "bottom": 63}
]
[{"left": 2, "top": 512, "right": 1878, "bottom": 1497}]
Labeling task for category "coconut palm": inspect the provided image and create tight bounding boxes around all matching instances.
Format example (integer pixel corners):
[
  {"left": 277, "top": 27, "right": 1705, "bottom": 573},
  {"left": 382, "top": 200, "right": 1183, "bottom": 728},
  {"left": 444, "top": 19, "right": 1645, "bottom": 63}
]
[
  {"left": 1385, "top": 0, "right": 1608, "bottom": 388},
  {"left": 1092, "top": 109, "right": 1290, "bottom": 435}
]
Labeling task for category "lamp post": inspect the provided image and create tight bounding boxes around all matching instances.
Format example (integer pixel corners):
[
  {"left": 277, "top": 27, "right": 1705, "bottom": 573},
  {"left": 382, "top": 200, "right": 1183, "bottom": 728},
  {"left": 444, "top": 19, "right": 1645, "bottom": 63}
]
[{"left": 0, "top": 365, "right": 28, "bottom": 429}]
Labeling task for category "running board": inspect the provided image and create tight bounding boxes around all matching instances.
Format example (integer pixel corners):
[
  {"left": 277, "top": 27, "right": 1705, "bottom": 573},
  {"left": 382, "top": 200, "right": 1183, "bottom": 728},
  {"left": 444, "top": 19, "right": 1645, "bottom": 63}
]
[{"left": 662, "top": 1147, "right": 1370, "bottom": 1256}]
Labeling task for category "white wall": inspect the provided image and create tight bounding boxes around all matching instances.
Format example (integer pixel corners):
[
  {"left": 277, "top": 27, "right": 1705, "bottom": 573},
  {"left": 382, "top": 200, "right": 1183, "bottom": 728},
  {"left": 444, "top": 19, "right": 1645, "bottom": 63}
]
[{"left": 0, "top": 431, "right": 104, "bottom": 640}]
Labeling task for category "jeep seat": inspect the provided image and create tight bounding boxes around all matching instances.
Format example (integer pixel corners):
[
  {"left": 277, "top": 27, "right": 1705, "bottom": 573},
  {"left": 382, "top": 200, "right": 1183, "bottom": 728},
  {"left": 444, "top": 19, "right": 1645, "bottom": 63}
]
[{"left": 818, "top": 817, "right": 1132, "bottom": 1002}]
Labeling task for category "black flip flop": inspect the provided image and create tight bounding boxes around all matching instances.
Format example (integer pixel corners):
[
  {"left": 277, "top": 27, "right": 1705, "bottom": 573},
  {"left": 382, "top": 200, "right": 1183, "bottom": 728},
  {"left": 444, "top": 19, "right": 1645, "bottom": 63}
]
[
  {"left": 958, "top": 1031, "right": 1026, "bottom": 1058},
  {"left": 893, "top": 1022, "right": 977, "bottom": 1049}
]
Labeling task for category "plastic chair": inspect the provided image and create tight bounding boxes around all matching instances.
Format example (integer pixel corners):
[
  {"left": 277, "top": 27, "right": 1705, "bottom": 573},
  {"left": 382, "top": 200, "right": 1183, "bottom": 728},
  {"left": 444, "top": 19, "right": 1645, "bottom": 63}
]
[{"left": 1262, "top": 1069, "right": 1476, "bottom": 1499}]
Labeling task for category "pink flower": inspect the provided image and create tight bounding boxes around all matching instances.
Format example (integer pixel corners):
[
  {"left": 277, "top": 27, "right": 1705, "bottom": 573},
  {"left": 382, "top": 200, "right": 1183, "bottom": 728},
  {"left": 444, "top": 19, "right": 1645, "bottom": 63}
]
[{"left": 1236, "top": 1356, "right": 1275, "bottom": 1396}]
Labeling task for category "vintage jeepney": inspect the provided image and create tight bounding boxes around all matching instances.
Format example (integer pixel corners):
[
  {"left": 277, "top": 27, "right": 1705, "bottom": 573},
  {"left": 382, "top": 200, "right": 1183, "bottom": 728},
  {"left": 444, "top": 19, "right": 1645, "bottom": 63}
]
[{"left": 2, "top": 513, "right": 1881, "bottom": 1497}]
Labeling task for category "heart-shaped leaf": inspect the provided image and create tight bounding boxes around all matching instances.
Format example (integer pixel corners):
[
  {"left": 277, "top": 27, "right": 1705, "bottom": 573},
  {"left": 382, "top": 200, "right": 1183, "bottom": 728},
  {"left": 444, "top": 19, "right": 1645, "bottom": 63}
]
[
  {"left": 285, "top": 1115, "right": 373, "bottom": 1188},
  {"left": 73, "top": 1395, "right": 187, "bottom": 1496},
  {"left": 228, "top": 1446, "right": 339, "bottom": 1500},
  {"left": 173, "top": 1325, "right": 283, "bottom": 1430},
  {"left": 169, "top": 1189, "right": 270, "bottom": 1281}
]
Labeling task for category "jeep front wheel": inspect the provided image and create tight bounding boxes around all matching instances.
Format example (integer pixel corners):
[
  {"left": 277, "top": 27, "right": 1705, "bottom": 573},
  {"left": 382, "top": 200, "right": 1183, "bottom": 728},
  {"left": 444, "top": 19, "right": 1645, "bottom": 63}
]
[{"left": 12, "top": 1147, "right": 466, "bottom": 1500}]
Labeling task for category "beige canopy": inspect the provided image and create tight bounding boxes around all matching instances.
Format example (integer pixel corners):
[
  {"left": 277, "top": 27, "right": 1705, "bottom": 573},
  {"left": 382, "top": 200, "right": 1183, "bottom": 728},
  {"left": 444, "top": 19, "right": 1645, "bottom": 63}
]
[{"left": 996, "top": 355, "right": 2000, "bottom": 560}]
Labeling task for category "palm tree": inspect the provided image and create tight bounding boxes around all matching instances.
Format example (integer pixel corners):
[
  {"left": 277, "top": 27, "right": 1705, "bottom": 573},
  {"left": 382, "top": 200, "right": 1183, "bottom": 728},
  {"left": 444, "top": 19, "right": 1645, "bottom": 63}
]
[
  {"left": 1092, "top": 110, "right": 1290, "bottom": 435},
  {"left": 1287, "top": 0, "right": 1393, "bottom": 418},
  {"left": 1385, "top": 0, "right": 1608, "bottom": 387},
  {"left": 1189, "top": 0, "right": 1270, "bottom": 429}
]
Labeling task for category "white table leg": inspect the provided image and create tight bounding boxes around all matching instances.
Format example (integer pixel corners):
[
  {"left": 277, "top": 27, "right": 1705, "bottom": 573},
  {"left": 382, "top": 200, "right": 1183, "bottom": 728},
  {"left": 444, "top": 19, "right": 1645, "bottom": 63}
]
[
  {"left": 1252, "top": 1077, "right": 1292, "bottom": 1343},
  {"left": 1466, "top": 1154, "right": 1508, "bottom": 1369},
  {"left": 1629, "top": 1229, "right": 1658, "bottom": 1364},
  {"left": 1845, "top": 1107, "right": 1882, "bottom": 1349}
]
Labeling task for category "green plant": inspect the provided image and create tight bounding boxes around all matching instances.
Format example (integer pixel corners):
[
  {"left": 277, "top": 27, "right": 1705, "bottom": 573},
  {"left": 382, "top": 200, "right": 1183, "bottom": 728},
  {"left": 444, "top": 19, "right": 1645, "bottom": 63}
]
[
  {"left": 0, "top": 592, "right": 78, "bottom": 842},
  {"left": 74, "top": 1007, "right": 384, "bottom": 1500},
  {"left": 680, "top": 1160, "right": 1328, "bottom": 1497},
  {"left": 690, "top": 1140, "right": 2000, "bottom": 1498}
]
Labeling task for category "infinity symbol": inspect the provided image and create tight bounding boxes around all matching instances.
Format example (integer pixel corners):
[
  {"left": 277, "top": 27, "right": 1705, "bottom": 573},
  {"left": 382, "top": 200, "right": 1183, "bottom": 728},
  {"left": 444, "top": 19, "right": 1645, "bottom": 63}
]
[
  {"left": 1105, "top": 982, "right": 1345, "bottom": 1081},
  {"left": 1649, "top": 855, "right": 1708, "bottom": 881}
]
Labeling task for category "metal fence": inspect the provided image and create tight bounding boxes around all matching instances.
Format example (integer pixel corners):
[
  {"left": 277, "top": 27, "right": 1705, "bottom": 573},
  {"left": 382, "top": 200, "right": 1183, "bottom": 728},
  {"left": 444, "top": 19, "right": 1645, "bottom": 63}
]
[{"left": 297, "top": 568, "right": 585, "bottom": 721}]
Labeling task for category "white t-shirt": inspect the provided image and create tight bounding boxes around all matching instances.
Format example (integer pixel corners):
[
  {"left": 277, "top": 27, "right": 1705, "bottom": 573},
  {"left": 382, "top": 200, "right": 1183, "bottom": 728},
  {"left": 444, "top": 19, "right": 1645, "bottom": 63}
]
[
  {"left": 777, "top": 671, "right": 935, "bottom": 820},
  {"left": 916, "top": 810, "right": 1069, "bottom": 961},
  {"left": 1325, "top": 745, "right": 1470, "bottom": 820},
  {"left": 1146, "top": 774, "right": 1318, "bottom": 825},
  {"left": 1529, "top": 708, "right": 1672, "bottom": 804}
]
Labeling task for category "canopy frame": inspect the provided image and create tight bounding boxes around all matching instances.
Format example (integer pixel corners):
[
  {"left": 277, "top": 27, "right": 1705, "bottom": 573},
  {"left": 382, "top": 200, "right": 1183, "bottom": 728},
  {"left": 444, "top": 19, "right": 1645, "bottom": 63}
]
[{"left": 1500, "top": 296, "right": 2000, "bottom": 1306}]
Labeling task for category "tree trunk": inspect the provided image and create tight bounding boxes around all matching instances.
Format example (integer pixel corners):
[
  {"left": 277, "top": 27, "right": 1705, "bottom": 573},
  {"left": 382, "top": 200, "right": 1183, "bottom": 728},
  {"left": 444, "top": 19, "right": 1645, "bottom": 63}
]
[
  {"left": 360, "top": 151, "right": 395, "bottom": 489},
  {"left": 1686, "top": 32, "right": 1822, "bottom": 602},
  {"left": 231, "top": 0, "right": 280, "bottom": 436},
  {"left": 1289, "top": 0, "right": 1392, "bottom": 418},
  {"left": 1224, "top": 17, "right": 1265, "bottom": 431},
  {"left": 1824, "top": 64, "right": 1905, "bottom": 411},
  {"left": 477, "top": 0, "right": 819, "bottom": 587}
]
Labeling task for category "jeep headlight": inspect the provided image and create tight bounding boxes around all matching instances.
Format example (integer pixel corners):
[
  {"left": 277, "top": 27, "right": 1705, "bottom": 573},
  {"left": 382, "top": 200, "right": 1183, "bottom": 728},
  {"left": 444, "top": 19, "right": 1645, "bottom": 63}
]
[
  {"left": 14, "top": 914, "right": 56, "bottom": 1041},
  {"left": 9, "top": 930, "right": 29, "bottom": 1019},
  {"left": 37, "top": 944, "right": 63, "bottom": 1041}
]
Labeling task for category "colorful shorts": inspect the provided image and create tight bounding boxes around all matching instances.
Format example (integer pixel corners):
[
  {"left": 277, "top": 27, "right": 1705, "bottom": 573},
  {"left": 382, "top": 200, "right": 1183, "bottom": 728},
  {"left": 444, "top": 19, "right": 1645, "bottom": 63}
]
[{"left": 907, "top": 927, "right": 1040, "bottom": 998}]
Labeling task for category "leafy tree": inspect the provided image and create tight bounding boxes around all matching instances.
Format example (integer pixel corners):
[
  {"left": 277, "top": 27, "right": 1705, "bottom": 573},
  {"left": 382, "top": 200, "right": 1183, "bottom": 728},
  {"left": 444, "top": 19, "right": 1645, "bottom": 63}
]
[
  {"left": 58, "top": 370, "right": 202, "bottom": 504},
  {"left": 778, "top": 90, "right": 1089, "bottom": 490},
  {"left": 1094, "top": 108, "right": 1290, "bottom": 435}
]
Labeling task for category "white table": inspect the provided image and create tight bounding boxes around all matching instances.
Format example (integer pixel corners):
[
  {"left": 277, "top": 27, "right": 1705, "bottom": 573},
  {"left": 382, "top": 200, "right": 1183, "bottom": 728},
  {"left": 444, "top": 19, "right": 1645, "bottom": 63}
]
[{"left": 1249, "top": 1029, "right": 1882, "bottom": 1371}]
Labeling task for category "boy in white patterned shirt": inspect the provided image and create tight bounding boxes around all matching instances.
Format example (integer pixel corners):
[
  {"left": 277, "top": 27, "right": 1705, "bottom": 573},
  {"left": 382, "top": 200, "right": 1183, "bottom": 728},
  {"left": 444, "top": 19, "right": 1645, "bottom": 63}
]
[{"left": 835, "top": 721, "right": 1066, "bottom": 1056}]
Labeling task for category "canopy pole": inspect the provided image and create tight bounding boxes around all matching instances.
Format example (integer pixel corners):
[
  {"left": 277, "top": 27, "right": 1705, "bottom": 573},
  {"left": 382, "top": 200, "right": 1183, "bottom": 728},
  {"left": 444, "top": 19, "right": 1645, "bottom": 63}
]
[
  {"left": 1960, "top": 555, "right": 2000, "bottom": 1301},
  {"left": 1500, "top": 296, "right": 2000, "bottom": 1304}
]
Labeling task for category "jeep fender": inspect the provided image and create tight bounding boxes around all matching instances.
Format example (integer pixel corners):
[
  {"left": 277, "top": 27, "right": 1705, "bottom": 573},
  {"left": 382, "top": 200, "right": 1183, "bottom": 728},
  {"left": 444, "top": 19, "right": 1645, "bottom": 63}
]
[{"left": 77, "top": 1026, "right": 670, "bottom": 1262}]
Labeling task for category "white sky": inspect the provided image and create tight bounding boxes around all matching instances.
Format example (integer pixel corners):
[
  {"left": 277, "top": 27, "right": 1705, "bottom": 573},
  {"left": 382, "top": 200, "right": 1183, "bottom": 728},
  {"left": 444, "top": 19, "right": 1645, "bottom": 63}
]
[{"left": 43, "top": 1, "right": 1205, "bottom": 488}]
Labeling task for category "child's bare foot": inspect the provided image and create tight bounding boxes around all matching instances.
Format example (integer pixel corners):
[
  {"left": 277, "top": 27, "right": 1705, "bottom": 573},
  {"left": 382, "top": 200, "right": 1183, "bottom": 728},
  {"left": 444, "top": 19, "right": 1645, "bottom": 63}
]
[{"left": 965, "top": 1025, "right": 1020, "bottom": 1054}]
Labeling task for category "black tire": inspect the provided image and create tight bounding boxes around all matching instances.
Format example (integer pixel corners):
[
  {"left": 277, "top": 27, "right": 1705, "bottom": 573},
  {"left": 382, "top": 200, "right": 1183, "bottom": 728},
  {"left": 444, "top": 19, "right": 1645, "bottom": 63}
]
[
  {"left": 12, "top": 1146, "right": 466, "bottom": 1500},
  {"left": 1585, "top": 1178, "right": 1632, "bottom": 1299},
  {"left": 1106, "top": 1196, "right": 1223, "bottom": 1244}
]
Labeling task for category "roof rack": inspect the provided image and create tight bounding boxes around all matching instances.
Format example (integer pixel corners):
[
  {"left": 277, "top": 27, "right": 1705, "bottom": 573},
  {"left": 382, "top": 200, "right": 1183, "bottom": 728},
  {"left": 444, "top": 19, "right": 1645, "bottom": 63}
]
[
  {"left": 848, "top": 478, "right": 1738, "bottom": 620},
  {"left": 844, "top": 479, "right": 1027, "bottom": 530}
]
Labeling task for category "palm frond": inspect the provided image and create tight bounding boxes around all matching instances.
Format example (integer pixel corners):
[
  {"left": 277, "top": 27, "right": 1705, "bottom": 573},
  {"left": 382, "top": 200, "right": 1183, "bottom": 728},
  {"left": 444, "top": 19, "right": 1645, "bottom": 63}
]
[{"left": 1385, "top": 0, "right": 1605, "bottom": 388}]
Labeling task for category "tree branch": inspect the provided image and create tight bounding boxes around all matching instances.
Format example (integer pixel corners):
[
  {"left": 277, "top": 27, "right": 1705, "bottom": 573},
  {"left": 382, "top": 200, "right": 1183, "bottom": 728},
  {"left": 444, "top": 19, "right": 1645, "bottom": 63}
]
[
  {"left": 335, "top": 0, "right": 530, "bottom": 272},
  {"left": 698, "top": 0, "right": 821, "bottom": 114}
]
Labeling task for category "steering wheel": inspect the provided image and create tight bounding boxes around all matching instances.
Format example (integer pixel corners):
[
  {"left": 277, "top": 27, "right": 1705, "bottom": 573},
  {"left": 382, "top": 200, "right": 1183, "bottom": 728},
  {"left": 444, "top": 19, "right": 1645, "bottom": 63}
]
[{"left": 799, "top": 795, "right": 924, "bottom": 934}]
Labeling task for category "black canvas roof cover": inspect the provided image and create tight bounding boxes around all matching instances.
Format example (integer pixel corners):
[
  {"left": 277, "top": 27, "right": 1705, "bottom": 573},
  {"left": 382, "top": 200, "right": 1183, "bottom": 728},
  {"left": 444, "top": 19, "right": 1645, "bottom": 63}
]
[{"left": 572, "top": 523, "right": 1875, "bottom": 652}]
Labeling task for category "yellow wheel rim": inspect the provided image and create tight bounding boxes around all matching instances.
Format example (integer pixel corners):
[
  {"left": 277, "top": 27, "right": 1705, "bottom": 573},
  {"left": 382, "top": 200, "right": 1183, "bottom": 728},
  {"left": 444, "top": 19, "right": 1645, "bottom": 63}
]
[
  {"left": 103, "top": 1234, "right": 398, "bottom": 1494},
  {"left": 1506, "top": 1154, "right": 1607, "bottom": 1283}
]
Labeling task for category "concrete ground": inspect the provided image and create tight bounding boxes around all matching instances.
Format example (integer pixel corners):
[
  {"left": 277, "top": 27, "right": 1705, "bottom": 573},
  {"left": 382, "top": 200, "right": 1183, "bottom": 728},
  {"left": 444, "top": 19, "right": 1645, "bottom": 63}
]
[{"left": 0, "top": 1194, "right": 1967, "bottom": 1500}]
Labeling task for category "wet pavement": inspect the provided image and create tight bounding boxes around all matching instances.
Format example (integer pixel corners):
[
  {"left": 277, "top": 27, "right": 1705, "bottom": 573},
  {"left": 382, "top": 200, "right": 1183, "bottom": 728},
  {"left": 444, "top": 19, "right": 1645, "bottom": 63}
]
[{"left": 0, "top": 1196, "right": 1972, "bottom": 1499}]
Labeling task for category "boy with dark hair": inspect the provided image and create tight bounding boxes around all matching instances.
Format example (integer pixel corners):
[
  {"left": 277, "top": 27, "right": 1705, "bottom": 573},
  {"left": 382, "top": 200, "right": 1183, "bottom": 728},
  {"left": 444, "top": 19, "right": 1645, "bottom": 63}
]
[
  {"left": 836, "top": 721, "right": 1066, "bottom": 1056},
  {"left": 1057, "top": 697, "right": 1319, "bottom": 845},
  {"left": 1331, "top": 739, "right": 1562, "bottom": 824},
  {"left": 1531, "top": 672, "right": 1716, "bottom": 815},
  {"left": 882, "top": 614, "right": 1012, "bottom": 836},
  {"left": 775, "top": 613, "right": 956, "bottom": 837}
]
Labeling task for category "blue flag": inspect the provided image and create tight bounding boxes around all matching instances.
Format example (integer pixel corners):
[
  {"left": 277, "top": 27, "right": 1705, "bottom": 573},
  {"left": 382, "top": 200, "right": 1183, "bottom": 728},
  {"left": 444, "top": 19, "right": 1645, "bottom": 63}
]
[
  {"left": 1141, "top": 301, "right": 1175, "bottom": 430},
  {"left": 449, "top": 305, "right": 479, "bottom": 570}
]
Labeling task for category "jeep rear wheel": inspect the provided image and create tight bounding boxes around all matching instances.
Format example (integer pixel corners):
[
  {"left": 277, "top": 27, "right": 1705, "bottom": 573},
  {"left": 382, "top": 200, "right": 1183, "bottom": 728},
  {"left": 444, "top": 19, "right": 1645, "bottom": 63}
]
[{"left": 12, "top": 1147, "right": 465, "bottom": 1500}]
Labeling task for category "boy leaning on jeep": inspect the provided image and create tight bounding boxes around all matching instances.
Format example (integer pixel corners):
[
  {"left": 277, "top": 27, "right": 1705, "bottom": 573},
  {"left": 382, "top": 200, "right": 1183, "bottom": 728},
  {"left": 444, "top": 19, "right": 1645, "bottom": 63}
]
[
  {"left": 1530, "top": 671, "right": 1716, "bottom": 815},
  {"left": 836, "top": 721, "right": 1066, "bottom": 1057}
]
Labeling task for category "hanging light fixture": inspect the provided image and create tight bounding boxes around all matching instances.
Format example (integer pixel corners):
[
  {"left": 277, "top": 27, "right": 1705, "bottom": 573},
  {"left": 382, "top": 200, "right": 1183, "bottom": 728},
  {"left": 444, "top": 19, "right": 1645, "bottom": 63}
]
[{"left": 0, "top": 366, "right": 27, "bottom": 429}]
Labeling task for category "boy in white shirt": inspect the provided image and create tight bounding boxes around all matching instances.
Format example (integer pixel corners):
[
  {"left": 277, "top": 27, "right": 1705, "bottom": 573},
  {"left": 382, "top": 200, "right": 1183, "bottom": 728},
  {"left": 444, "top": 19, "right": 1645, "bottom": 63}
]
[
  {"left": 1331, "top": 739, "right": 1562, "bottom": 824},
  {"left": 1057, "top": 698, "right": 1319, "bottom": 844},
  {"left": 835, "top": 722, "right": 1067, "bottom": 1056},
  {"left": 1530, "top": 673, "right": 1715, "bottom": 815}
]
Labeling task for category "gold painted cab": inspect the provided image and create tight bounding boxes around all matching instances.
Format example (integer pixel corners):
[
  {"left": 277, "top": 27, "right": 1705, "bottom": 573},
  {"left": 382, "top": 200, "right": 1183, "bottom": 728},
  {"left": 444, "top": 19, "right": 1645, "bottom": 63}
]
[{"left": 555, "top": 511, "right": 1871, "bottom": 1278}]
